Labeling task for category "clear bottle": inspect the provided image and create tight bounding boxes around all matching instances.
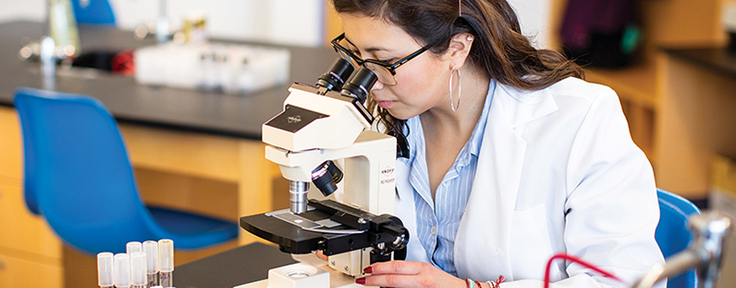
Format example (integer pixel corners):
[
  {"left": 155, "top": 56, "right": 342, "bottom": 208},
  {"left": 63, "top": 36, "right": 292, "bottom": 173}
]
[{"left": 47, "top": 0, "right": 81, "bottom": 59}]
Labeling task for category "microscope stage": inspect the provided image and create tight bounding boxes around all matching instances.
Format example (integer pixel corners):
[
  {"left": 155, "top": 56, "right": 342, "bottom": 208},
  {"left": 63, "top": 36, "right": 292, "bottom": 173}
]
[{"left": 240, "top": 210, "right": 329, "bottom": 254}]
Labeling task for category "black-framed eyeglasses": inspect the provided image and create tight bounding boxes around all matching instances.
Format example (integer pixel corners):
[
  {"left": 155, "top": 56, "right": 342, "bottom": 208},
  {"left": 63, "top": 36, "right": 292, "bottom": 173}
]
[{"left": 330, "top": 33, "right": 432, "bottom": 86}]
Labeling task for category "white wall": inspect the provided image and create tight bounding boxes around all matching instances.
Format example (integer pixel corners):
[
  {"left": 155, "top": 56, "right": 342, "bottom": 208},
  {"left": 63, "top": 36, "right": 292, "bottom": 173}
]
[
  {"left": 0, "top": 0, "right": 45, "bottom": 23},
  {"left": 507, "top": 0, "right": 553, "bottom": 49},
  {"left": 0, "top": 0, "right": 325, "bottom": 47},
  {"left": 0, "top": 0, "right": 553, "bottom": 48}
]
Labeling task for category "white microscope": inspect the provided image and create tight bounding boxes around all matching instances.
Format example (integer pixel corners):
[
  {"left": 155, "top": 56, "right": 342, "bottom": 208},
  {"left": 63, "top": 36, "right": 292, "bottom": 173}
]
[{"left": 239, "top": 59, "right": 408, "bottom": 288}]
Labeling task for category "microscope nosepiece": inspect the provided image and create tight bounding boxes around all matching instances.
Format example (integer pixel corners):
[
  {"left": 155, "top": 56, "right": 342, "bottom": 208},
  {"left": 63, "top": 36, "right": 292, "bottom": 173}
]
[
  {"left": 311, "top": 161, "right": 343, "bottom": 197},
  {"left": 289, "top": 181, "right": 310, "bottom": 214}
]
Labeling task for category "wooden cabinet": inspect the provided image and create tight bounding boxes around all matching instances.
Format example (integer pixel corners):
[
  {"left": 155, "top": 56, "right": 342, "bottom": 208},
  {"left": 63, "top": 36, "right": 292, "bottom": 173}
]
[
  {"left": 552, "top": 0, "right": 730, "bottom": 198},
  {"left": 0, "top": 105, "right": 282, "bottom": 288},
  {"left": 0, "top": 250, "right": 62, "bottom": 288},
  {"left": 0, "top": 107, "right": 21, "bottom": 180},
  {"left": 0, "top": 180, "right": 62, "bottom": 260},
  {"left": 0, "top": 106, "right": 62, "bottom": 288}
]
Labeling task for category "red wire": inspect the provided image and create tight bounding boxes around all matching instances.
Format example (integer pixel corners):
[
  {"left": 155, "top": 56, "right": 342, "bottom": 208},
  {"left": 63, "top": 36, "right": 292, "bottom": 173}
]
[
  {"left": 544, "top": 253, "right": 625, "bottom": 288},
  {"left": 112, "top": 49, "right": 135, "bottom": 75}
]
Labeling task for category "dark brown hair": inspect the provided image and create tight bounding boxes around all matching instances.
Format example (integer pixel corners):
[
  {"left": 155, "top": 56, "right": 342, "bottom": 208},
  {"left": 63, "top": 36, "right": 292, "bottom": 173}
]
[{"left": 331, "top": 0, "right": 584, "bottom": 135}]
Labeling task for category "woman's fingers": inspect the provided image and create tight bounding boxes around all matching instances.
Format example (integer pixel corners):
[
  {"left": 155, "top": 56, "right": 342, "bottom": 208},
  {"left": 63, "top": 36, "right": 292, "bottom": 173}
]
[
  {"left": 367, "top": 260, "right": 425, "bottom": 275},
  {"left": 357, "top": 261, "right": 466, "bottom": 288},
  {"left": 315, "top": 250, "right": 328, "bottom": 261},
  {"left": 359, "top": 273, "right": 423, "bottom": 288}
]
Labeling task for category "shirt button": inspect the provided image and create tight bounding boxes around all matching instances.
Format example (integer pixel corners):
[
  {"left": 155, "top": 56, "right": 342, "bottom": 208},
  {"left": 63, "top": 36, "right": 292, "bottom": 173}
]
[{"left": 430, "top": 226, "right": 437, "bottom": 234}]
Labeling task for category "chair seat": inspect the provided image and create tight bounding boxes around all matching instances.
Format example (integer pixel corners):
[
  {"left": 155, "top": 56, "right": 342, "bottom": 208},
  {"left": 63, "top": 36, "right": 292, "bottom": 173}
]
[
  {"left": 656, "top": 189, "right": 701, "bottom": 288},
  {"left": 148, "top": 206, "right": 239, "bottom": 249},
  {"left": 14, "top": 87, "right": 240, "bottom": 255},
  {"left": 72, "top": 0, "right": 116, "bottom": 26}
]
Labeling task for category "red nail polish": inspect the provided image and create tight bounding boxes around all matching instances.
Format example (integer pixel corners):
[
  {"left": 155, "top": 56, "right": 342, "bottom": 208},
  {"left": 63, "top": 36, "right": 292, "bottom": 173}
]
[
  {"left": 355, "top": 277, "right": 366, "bottom": 285},
  {"left": 363, "top": 266, "right": 372, "bottom": 273}
]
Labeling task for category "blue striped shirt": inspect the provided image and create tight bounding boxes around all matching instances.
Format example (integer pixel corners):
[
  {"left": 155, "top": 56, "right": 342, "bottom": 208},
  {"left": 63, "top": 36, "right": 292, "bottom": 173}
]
[{"left": 398, "top": 81, "right": 495, "bottom": 275}]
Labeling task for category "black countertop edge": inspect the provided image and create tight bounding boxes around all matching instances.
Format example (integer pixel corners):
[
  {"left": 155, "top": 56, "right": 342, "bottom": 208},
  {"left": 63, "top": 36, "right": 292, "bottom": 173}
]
[{"left": 660, "top": 45, "right": 736, "bottom": 79}]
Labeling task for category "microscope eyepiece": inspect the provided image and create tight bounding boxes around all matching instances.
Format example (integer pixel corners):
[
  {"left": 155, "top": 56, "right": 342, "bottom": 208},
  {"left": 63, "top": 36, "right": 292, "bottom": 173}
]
[
  {"left": 316, "top": 58, "right": 355, "bottom": 91},
  {"left": 341, "top": 67, "right": 377, "bottom": 104}
]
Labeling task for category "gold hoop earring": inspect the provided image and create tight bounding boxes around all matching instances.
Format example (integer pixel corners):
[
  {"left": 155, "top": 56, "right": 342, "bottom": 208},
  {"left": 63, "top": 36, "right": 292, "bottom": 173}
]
[{"left": 449, "top": 67, "right": 461, "bottom": 112}]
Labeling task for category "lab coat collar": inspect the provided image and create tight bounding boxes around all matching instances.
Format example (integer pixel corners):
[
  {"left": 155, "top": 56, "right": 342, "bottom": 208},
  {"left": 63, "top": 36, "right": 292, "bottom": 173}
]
[{"left": 496, "top": 83, "right": 558, "bottom": 130}]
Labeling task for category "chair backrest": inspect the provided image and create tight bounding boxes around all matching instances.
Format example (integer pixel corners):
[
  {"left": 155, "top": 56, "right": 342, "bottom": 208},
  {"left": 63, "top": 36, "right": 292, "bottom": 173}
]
[
  {"left": 14, "top": 88, "right": 159, "bottom": 253},
  {"left": 656, "top": 188, "right": 701, "bottom": 288},
  {"left": 71, "top": 0, "right": 116, "bottom": 26}
]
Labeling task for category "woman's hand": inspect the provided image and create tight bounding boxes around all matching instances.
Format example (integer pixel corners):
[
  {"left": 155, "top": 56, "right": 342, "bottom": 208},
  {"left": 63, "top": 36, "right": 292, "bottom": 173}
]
[{"left": 356, "top": 260, "right": 468, "bottom": 288}]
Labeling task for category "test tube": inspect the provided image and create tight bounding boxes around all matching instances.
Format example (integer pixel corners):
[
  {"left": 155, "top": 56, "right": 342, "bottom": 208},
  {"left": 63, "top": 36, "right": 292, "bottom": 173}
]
[
  {"left": 127, "top": 241, "right": 142, "bottom": 255},
  {"left": 97, "top": 252, "right": 114, "bottom": 288},
  {"left": 157, "top": 239, "right": 174, "bottom": 288},
  {"left": 114, "top": 253, "right": 130, "bottom": 288},
  {"left": 131, "top": 252, "right": 147, "bottom": 288},
  {"left": 143, "top": 240, "right": 159, "bottom": 287}
]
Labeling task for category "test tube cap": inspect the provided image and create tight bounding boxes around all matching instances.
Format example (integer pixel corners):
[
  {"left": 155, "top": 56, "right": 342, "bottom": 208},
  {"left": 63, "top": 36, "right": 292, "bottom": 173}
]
[
  {"left": 157, "top": 239, "right": 174, "bottom": 272},
  {"left": 114, "top": 253, "right": 131, "bottom": 287},
  {"left": 97, "top": 252, "right": 114, "bottom": 287},
  {"left": 143, "top": 240, "right": 158, "bottom": 273},
  {"left": 131, "top": 251, "right": 147, "bottom": 285},
  {"left": 127, "top": 241, "right": 142, "bottom": 255}
]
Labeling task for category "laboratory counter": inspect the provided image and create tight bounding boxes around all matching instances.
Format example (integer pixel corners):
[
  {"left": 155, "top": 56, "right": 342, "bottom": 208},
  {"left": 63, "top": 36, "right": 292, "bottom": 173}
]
[
  {"left": 653, "top": 46, "right": 736, "bottom": 197},
  {"left": 661, "top": 47, "right": 736, "bottom": 80},
  {"left": 174, "top": 242, "right": 295, "bottom": 288},
  {"left": 0, "top": 20, "right": 335, "bottom": 288},
  {"left": 0, "top": 20, "right": 337, "bottom": 139}
]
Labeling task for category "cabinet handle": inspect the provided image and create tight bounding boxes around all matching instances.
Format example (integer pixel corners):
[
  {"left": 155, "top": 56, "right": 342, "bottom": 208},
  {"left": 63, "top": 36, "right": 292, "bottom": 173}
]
[{"left": 0, "top": 258, "right": 5, "bottom": 270}]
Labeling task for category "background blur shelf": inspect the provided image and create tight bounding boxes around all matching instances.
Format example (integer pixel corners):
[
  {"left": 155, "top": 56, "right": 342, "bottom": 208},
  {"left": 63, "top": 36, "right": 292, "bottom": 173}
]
[
  {"left": 557, "top": 0, "right": 730, "bottom": 198},
  {"left": 586, "top": 64, "right": 659, "bottom": 158}
]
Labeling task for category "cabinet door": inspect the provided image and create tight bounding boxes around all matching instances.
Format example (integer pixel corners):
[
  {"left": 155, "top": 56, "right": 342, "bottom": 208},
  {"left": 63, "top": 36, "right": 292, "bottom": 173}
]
[
  {"left": 0, "top": 107, "right": 22, "bottom": 180},
  {"left": 0, "top": 253, "right": 62, "bottom": 288},
  {"left": 0, "top": 180, "right": 61, "bottom": 259}
]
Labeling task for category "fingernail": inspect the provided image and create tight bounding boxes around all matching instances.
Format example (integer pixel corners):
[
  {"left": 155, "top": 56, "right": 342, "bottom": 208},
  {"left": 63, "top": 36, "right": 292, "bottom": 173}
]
[
  {"left": 363, "top": 266, "right": 372, "bottom": 273},
  {"left": 355, "top": 277, "right": 366, "bottom": 285}
]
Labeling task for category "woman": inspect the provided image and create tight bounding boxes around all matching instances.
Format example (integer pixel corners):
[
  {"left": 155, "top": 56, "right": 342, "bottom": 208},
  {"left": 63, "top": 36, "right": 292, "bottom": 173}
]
[{"left": 328, "top": 0, "right": 665, "bottom": 287}]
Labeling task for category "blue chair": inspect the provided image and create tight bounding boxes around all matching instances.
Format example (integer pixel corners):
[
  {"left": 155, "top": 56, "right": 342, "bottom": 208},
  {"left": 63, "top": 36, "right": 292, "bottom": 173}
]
[
  {"left": 14, "top": 87, "right": 238, "bottom": 254},
  {"left": 71, "top": 0, "right": 116, "bottom": 26},
  {"left": 656, "top": 188, "right": 701, "bottom": 288}
]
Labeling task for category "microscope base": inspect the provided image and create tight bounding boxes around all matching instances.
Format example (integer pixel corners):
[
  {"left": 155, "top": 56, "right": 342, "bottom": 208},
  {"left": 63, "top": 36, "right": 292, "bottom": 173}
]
[{"left": 234, "top": 261, "right": 375, "bottom": 288}]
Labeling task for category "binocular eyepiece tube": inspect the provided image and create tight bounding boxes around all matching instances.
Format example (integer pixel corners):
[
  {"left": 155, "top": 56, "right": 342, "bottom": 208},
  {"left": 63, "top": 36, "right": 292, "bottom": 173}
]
[
  {"left": 316, "top": 58, "right": 378, "bottom": 104},
  {"left": 316, "top": 58, "right": 355, "bottom": 92},
  {"left": 340, "top": 67, "right": 377, "bottom": 104},
  {"left": 286, "top": 59, "right": 378, "bottom": 214}
]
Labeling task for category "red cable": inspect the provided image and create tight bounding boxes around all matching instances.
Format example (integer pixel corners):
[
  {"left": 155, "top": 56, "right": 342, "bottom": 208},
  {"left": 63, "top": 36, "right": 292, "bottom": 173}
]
[
  {"left": 544, "top": 253, "right": 625, "bottom": 288},
  {"left": 112, "top": 49, "right": 135, "bottom": 75}
]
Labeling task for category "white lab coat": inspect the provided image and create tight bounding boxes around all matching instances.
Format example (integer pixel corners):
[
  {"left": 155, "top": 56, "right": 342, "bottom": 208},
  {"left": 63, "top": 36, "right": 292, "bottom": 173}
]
[{"left": 393, "top": 77, "right": 665, "bottom": 287}]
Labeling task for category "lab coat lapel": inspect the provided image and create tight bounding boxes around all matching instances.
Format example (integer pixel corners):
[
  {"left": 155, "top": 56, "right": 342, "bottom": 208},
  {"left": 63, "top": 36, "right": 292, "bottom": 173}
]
[{"left": 454, "top": 83, "right": 557, "bottom": 281}]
